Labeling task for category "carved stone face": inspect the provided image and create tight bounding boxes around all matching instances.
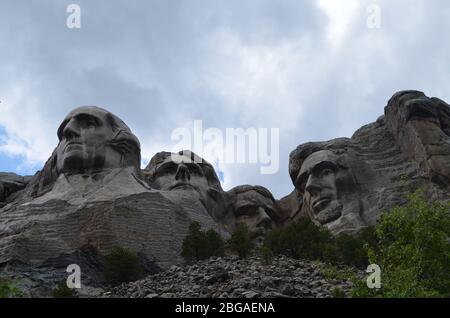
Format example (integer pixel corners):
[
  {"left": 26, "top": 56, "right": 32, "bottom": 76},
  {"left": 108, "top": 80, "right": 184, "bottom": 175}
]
[
  {"left": 146, "top": 151, "right": 227, "bottom": 222},
  {"left": 151, "top": 153, "right": 211, "bottom": 194},
  {"left": 295, "top": 150, "right": 353, "bottom": 225},
  {"left": 55, "top": 106, "right": 139, "bottom": 175},
  {"left": 231, "top": 187, "right": 276, "bottom": 242}
]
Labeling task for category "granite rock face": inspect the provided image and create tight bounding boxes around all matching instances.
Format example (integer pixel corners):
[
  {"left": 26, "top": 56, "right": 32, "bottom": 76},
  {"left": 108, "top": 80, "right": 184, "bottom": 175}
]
[
  {"left": 1, "top": 90, "right": 450, "bottom": 295},
  {"left": 0, "top": 173, "right": 31, "bottom": 207},
  {"left": 224, "top": 185, "right": 281, "bottom": 244},
  {"left": 143, "top": 150, "right": 231, "bottom": 231},
  {"left": 385, "top": 91, "right": 450, "bottom": 187},
  {"left": 287, "top": 90, "right": 450, "bottom": 235},
  {"left": 0, "top": 107, "right": 222, "bottom": 290}
]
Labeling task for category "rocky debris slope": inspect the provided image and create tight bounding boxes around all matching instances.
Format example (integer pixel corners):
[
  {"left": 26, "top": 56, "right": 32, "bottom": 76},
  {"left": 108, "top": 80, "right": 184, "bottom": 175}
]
[{"left": 106, "top": 255, "right": 359, "bottom": 298}]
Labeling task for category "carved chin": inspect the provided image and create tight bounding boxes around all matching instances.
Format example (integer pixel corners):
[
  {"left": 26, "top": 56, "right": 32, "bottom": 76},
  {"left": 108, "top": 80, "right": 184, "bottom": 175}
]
[
  {"left": 313, "top": 200, "right": 343, "bottom": 225},
  {"left": 59, "top": 151, "right": 105, "bottom": 174},
  {"left": 60, "top": 154, "right": 85, "bottom": 173}
]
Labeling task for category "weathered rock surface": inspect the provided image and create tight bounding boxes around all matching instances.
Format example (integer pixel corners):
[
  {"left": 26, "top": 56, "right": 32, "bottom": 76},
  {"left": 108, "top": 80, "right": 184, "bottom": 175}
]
[
  {"left": 287, "top": 90, "right": 450, "bottom": 235},
  {"left": 0, "top": 172, "right": 31, "bottom": 207},
  {"left": 224, "top": 185, "right": 280, "bottom": 244},
  {"left": 0, "top": 107, "right": 223, "bottom": 288},
  {"left": 105, "top": 255, "right": 358, "bottom": 298},
  {"left": 143, "top": 150, "right": 231, "bottom": 237},
  {"left": 1, "top": 90, "right": 450, "bottom": 297},
  {"left": 0, "top": 169, "right": 221, "bottom": 273}
]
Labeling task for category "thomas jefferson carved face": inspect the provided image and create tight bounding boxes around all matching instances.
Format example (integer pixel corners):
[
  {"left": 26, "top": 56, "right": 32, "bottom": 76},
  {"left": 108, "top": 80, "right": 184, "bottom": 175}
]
[
  {"left": 150, "top": 153, "right": 212, "bottom": 194},
  {"left": 55, "top": 106, "right": 140, "bottom": 175},
  {"left": 295, "top": 150, "right": 353, "bottom": 225},
  {"left": 145, "top": 151, "right": 226, "bottom": 221}
]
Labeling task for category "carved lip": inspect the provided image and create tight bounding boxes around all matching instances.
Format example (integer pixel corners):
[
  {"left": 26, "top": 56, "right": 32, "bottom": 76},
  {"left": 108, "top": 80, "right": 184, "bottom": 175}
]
[
  {"left": 312, "top": 197, "right": 331, "bottom": 211},
  {"left": 251, "top": 227, "right": 268, "bottom": 239},
  {"left": 63, "top": 141, "right": 83, "bottom": 152},
  {"left": 169, "top": 182, "right": 196, "bottom": 190}
]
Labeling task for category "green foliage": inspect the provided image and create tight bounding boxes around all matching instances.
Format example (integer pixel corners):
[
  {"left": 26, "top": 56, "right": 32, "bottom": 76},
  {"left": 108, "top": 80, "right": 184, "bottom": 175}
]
[
  {"left": 181, "top": 222, "right": 225, "bottom": 263},
  {"left": 314, "top": 190, "right": 450, "bottom": 298},
  {"left": 331, "top": 287, "right": 346, "bottom": 298},
  {"left": 227, "top": 223, "right": 254, "bottom": 259},
  {"left": 317, "top": 263, "right": 357, "bottom": 282},
  {"left": 259, "top": 245, "right": 273, "bottom": 265},
  {"left": 0, "top": 277, "right": 22, "bottom": 298},
  {"left": 206, "top": 229, "right": 225, "bottom": 257},
  {"left": 103, "top": 247, "right": 144, "bottom": 286},
  {"left": 356, "top": 189, "right": 450, "bottom": 298},
  {"left": 52, "top": 281, "right": 78, "bottom": 298},
  {"left": 334, "top": 227, "right": 376, "bottom": 268},
  {"left": 263, "top": 218, "right": 333, "bottom": 261},
  {"left": 350, "top": 276, "right": 380, "bottom": 298},
  {"left": 261, "top": 189, "right": 450, "bottom": 298},
  {"left": 263, "top": 218, "right": 376, "bottom": 267}
]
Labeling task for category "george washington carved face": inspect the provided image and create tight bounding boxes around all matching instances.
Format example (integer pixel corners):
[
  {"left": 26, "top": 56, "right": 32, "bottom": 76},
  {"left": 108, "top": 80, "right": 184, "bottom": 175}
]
[{"left": 55, "top": 106, "right": 140, "bottom": 175}]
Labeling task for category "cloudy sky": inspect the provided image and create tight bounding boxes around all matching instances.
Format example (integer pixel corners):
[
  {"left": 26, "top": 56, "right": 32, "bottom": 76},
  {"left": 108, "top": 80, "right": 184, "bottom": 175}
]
[{"left": 0, "top": 0, "right": 449, "bottom": 198}]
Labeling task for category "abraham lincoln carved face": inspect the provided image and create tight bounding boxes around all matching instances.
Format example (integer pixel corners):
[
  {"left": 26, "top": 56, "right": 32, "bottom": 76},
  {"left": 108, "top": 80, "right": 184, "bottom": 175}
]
[
  {"left": 294, "top": 150, "right": 350, "bottom": 225},
  {"left": 289, "top": 144, "right": 368, "bottom": 235}
]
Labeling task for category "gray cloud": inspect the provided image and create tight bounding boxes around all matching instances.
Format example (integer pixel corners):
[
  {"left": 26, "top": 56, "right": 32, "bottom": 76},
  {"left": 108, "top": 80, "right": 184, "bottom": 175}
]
[{"left": 1, "top": 0, "right": 450, "bottom": 198}]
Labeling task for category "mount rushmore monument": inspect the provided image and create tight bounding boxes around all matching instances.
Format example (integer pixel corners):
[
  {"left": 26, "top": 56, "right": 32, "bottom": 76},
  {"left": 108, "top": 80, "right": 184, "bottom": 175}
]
[{"left": 1, "top": 90, "right": 449, "bottom": 288}]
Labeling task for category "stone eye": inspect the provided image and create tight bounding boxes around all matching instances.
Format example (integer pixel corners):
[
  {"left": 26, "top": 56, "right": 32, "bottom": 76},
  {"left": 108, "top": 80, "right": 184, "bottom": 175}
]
[
  {"left": 83, "top": 119, "right": 97, "bottom": 128},
  {"left": 157, "top": 162, "right": 177, "bottom": 176},
  {"left": 77, "top": 115, "right": 99, "bottom": 129},
  {"left": 235, "top": 205, "right": 258, "bottom": 217},
  {"left": 296, "top": 173, "right": 308, "bottom": 192},
  {"left": 320, "top": 168, "right": 334, "bottom": 177},
  {"left": 188, "top": 164, "right": 203, "bottom": 176}
]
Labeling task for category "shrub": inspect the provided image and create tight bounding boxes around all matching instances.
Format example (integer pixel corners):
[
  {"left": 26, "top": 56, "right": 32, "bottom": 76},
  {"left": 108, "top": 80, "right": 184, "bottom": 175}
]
[
  {"left": 354, "top": 189, "right": 450, "bottom": 297},
  {"left": 227, "top": 223, "right": 254, "bottom": 259},
  {"left": 334, "top": 227, "right": 376, "bottom": 268},
  {"left": 331, "top": 287, "right": 346, "bottom": 298},
  {"left": 0, "top": 277, "right": 22, "bottom": 298},
  {"left": 259, "top": 245, "right": 273, "bottom": 265},
  {"left": 317, "top": 262, "right": 356, "bottom": 282},
  {"left": 263, "top": 218, "right": 334, "bottom": 261},
  {"left": 181, "top": 222, "right": 225, "bottom": 263},
  {"left": 264, "top": 218, "right": 376, "bottom": 268},
  {"left": 103, "top": 247, "right": 144, "bottom": 286},
  {"left": 52, "top": 281, "right": 78, "bottom": 298},
  {"left": 205, "top": 229, "right": 225, "bottom": 257}
]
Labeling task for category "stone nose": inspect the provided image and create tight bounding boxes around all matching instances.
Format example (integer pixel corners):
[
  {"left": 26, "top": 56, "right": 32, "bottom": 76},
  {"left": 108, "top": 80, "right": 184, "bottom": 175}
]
[
  {"left": 175, "top": 163, "right": 191, "bottom": 181},
  {"left": 305, "top": 174, "right": 321, "bottom": 196},
  {"left": 256, "top": 207, "right": 272, "bottom": 230},
  {"left": 63, "top": 118, "right": 81, "bottom": 139}
]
